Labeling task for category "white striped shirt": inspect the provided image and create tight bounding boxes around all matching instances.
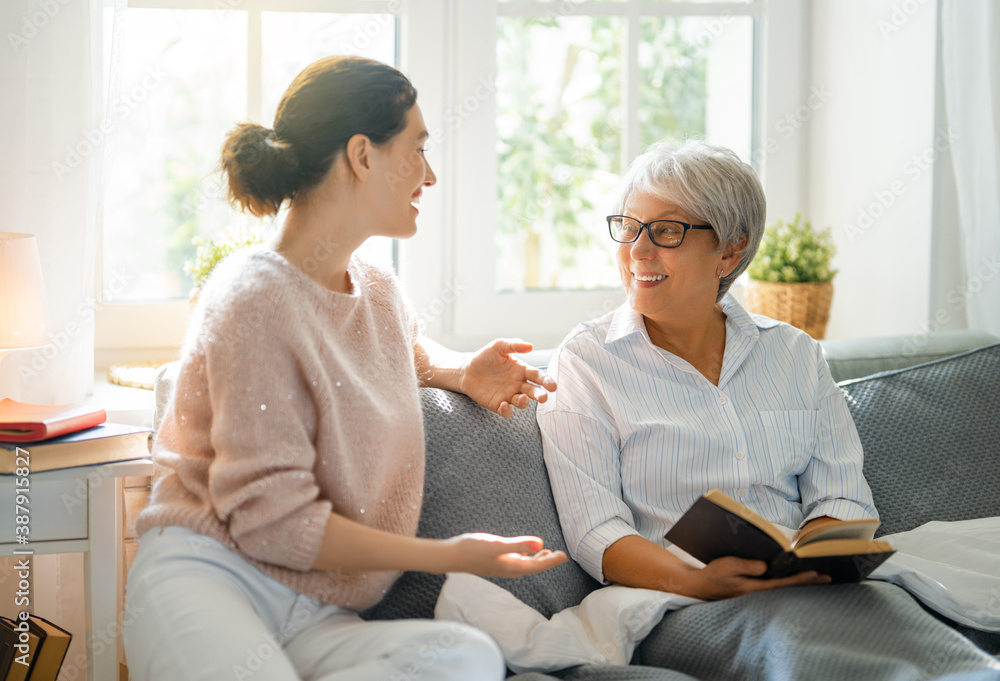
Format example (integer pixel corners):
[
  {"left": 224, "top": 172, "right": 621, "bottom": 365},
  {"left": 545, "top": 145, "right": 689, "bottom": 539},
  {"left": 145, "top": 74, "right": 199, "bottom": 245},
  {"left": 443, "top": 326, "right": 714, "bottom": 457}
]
[{"left": 536, "top": 294, "right": 878, "bottom": 583}]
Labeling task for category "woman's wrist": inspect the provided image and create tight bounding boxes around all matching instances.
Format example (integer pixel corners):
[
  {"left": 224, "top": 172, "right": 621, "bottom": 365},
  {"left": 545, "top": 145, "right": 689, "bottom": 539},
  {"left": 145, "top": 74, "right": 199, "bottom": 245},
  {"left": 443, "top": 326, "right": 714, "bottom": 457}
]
[{"left": 674, "top": 563, "right": 709, "bottom": 598}]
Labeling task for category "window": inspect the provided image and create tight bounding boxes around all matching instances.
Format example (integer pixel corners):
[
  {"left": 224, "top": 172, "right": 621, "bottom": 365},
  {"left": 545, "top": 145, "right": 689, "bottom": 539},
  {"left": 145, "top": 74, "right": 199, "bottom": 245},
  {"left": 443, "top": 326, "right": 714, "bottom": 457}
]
[
  {"left": 102, "top": 3, "right": 398, "bottom": 304},
  {"left": 96, "top": 0, "right": 805, "bottom": 359},
  {"left": 451, "top": 1, "right": 761, "bottom": 345},
  {"left": 96, "top": 0, "right": 416, "bottom": 359}
]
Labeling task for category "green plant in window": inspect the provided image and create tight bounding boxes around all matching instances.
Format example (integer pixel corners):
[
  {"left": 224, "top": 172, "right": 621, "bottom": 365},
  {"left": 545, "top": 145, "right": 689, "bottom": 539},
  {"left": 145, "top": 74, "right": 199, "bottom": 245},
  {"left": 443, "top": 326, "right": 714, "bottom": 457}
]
[
  {"left": 747, "top": 213, "right": 837, "bottom": 283},
  {"left": 185, "top": 227, "right": 267, "bottom": 290},
  {"left": 496, "top": 16, "right": 709, "bottom": 290}
]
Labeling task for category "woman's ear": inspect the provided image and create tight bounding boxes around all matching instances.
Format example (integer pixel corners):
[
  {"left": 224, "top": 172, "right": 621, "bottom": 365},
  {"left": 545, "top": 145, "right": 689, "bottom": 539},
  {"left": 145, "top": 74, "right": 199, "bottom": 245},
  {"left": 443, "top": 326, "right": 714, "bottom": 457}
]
[
  {"left": 344, "top": 133, "right": 373, "bottom": 181},
  {"left": 722, "top": 237, "right": 748, "bottom": 270}
]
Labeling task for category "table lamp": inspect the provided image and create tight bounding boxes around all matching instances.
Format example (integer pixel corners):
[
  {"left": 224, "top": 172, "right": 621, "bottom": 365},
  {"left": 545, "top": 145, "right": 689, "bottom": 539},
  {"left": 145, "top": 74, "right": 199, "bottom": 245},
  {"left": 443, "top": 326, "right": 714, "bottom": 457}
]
[{"left": 0, "top": 233, "right": 50, "bottom": 371}]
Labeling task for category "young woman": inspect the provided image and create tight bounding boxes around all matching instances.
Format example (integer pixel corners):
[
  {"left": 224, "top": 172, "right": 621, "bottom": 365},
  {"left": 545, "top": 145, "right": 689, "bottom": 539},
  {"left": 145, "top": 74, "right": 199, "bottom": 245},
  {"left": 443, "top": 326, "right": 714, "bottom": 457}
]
[{"left": 123, "top": 56, "right": 566, "bottom": 681}]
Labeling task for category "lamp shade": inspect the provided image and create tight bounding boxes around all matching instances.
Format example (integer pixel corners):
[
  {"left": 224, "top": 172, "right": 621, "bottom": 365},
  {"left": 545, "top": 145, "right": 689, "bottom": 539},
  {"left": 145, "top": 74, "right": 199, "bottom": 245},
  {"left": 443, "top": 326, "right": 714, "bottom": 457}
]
[{"left": 0, "top": 233, "right": 49, "bottom": 349}]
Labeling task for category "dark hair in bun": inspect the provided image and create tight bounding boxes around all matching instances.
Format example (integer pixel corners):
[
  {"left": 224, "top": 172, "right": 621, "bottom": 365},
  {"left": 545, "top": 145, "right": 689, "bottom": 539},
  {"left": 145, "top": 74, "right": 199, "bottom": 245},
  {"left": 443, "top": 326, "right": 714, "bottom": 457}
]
[{"left": 221, "top": 56, "right": 418, "bottom": 217}]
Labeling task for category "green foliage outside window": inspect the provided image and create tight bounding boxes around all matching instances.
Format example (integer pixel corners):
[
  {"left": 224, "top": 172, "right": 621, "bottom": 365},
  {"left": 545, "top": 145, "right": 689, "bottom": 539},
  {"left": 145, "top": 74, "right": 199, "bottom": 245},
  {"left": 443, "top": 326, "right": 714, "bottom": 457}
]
[
  {"left": 747, "top": 213, "right": 838, "bottom": 283},
  {"left": 185, "top": 228, "right": 267, "bottom": 289},
  {"left": 496, "top": 16, "right": 708, "bottom": 290}
]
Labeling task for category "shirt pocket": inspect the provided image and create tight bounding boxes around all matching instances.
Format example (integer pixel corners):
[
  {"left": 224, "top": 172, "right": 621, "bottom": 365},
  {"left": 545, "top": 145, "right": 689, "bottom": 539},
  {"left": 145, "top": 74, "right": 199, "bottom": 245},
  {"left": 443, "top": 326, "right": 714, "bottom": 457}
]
[{"left": 755, "top": 410, "right": 820, "bottom": 478}]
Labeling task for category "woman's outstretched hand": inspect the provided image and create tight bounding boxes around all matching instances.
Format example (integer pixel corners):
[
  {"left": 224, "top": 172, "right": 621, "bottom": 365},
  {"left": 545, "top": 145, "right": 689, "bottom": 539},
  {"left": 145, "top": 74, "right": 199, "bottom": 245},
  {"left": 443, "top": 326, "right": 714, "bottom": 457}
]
[
  {"left": 442, "top": 533, "right": 568, "bottom": 577},
  {"left": 459, "top": 339, "right": 557, "bottom": 418}
]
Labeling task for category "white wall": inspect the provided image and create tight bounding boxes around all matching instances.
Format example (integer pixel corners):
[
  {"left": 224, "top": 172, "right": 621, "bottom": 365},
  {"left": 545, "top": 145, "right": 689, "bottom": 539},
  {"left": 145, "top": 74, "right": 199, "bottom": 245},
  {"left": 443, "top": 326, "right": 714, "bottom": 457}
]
[{"left": 806, "top": 0, "right": 939, "bottom": 339}]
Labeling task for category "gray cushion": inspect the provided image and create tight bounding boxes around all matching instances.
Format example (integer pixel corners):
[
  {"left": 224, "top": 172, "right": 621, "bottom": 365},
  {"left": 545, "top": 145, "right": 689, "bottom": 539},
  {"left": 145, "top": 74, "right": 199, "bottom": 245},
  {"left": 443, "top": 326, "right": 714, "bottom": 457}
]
[
  {"left": 839, "top": 343, "right": 1000, "bottom": 656},
  {"left": 839, "top": 343, "right": 1000, "bottom": 537},
  {"left": 822, "top": 329, "right": 1000, "bottom": 382},
  {"left": 363, "top": 388, "right": 599, "bottom": 622}
]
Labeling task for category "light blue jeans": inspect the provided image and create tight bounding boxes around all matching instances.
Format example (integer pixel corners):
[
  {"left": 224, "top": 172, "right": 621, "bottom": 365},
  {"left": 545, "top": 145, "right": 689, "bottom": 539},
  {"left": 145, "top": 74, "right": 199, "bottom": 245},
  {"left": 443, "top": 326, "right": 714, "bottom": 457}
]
[{"left": 122, "top": 526, "right": 505, "bottom": 681}]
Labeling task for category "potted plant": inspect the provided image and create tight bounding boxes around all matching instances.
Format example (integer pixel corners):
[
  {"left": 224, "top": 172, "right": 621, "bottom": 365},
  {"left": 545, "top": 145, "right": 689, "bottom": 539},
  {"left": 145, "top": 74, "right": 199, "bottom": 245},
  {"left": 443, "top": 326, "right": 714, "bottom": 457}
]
[
  {"left": 184, "top": 227, "right": 266, "bottom": 308},
  {"left": 744, "top": 213, "right": 837, "bottom": 339}
]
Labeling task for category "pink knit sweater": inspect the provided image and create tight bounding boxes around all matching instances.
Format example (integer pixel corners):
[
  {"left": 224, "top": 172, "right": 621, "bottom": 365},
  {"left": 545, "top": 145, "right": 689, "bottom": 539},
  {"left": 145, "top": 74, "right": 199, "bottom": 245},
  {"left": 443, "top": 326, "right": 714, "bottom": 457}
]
[{"left": 136, "top": 249, "right": 425, "bottom": 610}]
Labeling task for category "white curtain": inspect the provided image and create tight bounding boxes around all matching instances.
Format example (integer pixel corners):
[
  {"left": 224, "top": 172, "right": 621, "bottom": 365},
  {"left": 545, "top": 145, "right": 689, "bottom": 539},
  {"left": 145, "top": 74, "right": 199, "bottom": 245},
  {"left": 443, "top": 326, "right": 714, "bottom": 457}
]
[
  {"left": 0, "top": 4, "right": 125, "bottom": 680},
  {"left": 940, "top": 0, "right": 1000, "bottom": 336},
  {"left": 0, "top": 0, "right": 125, "bottom": 403}
]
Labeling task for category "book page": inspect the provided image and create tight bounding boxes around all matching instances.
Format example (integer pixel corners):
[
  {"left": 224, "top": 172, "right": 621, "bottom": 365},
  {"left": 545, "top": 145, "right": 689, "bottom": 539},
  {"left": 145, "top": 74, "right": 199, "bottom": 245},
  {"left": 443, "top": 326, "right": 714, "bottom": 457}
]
[
  {"left": 703, "top": 490, "right": 793, "bottom": 550},
  {"left": 793, "top": 518, "right": 880, "bottom": 547},
  {"left": 792, "top": 537, "right": 893, "bottom": 559}
]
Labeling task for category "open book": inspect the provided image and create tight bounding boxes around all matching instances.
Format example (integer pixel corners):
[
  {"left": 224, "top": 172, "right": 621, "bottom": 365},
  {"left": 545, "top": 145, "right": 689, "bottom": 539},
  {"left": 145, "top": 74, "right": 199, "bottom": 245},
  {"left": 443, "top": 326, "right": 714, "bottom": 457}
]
[{"left": 664, "top": 489, "right": 894, "bottom": 583}]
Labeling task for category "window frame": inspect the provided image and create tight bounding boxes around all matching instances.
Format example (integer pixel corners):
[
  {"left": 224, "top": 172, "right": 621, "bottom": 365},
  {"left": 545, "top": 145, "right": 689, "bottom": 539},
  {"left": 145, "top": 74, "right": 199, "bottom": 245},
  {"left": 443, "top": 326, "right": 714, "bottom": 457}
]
[
  {"left": 95, "top": 0, "right": 807, "bottom": 363},
  {"left": 448, "top": 0, "right": 776, "bottom": 349},
  {"left": 95, "top": 0, "right": 449, "bottom": 365}
]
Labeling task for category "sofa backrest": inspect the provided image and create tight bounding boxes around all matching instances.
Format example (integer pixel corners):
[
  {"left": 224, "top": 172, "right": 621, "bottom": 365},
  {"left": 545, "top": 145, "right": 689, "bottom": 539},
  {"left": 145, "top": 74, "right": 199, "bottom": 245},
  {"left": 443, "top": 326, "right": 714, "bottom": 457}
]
[
  {"left": 839, "top": 342, "right": 1000, "bottom": 537},
  {"left": 363, "top": 388, "right": 600, "bottom": 622}
]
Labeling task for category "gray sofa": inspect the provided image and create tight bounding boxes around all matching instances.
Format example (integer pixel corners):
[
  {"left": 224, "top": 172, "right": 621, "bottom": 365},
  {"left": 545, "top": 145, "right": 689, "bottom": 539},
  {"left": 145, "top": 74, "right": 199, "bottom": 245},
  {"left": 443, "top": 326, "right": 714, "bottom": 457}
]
[{"left": 152, "top": 329, "right": 1000, "bottom": 680}]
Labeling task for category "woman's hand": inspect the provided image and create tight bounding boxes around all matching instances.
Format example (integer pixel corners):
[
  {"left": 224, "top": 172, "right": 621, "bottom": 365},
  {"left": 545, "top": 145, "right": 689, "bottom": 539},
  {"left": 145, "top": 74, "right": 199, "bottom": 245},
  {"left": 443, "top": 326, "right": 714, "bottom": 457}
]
[
  {"left": 689, "top": 556, "right": 831, "bottom": 600},
  {"left": 603, "top": 536, "right": 829, "bottom": 600},
  {"left": 441, "top": 533, "right": 568, "bottom": 577},
  {"left": 458, "top": 339, "right": 557, "bottom": 418}
]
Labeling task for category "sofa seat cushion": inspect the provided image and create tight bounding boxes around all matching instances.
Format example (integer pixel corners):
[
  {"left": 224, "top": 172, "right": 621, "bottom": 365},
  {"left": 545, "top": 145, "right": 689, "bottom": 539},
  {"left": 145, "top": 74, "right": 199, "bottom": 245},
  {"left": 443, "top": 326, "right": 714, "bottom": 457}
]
[
  {"left": 363, "top": 388, "right": 599, "bottom": 622},
  {"left": 838, "top": 343, "right": 1000, "bottom": 537}
]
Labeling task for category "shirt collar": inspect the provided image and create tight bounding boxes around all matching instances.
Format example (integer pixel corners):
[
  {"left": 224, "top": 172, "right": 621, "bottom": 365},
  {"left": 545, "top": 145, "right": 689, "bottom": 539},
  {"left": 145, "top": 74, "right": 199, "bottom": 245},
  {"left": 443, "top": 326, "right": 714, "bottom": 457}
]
[
  {"left": 604, "top": 292, "right": 782, "bottom": 347},
  {"left": 605, "top": 304, "right": 649, "bottom": 344}
]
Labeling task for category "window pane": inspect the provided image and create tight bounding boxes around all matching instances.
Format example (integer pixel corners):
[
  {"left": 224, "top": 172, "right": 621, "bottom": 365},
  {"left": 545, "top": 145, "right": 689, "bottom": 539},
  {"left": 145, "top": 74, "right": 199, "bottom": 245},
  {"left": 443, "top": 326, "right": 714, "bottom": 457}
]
[
  {"left": 103, "top": 10, "right": 248, "bottom": 302},
  {"left": 262, "top": 12, "right": 398, "bottom": 273},
  {"left": 640, "top": 15, "right": 753, "bottom": 161},
  {"left": 496, "top": 16, "right": 623, "bottom": 292},
  {"left": 261, "top": 12, "right": 396, "bottom": 124}
]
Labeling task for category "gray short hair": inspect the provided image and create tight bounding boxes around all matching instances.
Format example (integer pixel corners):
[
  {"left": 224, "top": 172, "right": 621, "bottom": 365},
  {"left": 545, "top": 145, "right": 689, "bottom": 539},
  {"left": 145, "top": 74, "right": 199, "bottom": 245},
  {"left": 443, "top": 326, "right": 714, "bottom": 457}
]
[{"left": 613, "top": 139, "right": 766, "bottom": 301}]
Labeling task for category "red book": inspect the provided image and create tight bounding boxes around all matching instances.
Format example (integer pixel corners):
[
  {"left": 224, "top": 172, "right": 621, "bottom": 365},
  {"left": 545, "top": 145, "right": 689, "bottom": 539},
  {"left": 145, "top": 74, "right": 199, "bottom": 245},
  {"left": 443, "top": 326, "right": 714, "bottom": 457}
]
[{"left": 0, "top": 398, "right": 107, "bottom": 443}]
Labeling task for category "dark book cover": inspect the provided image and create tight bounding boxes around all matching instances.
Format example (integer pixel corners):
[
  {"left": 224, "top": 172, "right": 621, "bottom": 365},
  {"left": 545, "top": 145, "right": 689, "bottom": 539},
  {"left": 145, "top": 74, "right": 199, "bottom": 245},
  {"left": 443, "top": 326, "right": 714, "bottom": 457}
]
[
  {"left": 0, "top": 615, "right": 43, "bottom": 681},
  {"left": 767, "top": 550, "right": 895, "bottom": 582},
  {"left": 0, "top": 618, "right": 15, "bottom": 678},
  {"left": 665, "top": 494, "right": 786, "bottom": 565},
  {"left": 25, "top": 616, "right": 72, "bottom": 681},
  {"left": 665, "top": 491, "right": 894, "bottom": 583}
]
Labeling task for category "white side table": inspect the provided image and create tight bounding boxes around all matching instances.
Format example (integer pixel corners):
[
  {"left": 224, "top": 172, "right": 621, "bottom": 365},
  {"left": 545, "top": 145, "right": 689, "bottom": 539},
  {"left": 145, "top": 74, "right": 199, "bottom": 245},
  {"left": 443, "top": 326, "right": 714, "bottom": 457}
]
[{"left": 1, "top": 458, "right": 154, "bottom": 681}]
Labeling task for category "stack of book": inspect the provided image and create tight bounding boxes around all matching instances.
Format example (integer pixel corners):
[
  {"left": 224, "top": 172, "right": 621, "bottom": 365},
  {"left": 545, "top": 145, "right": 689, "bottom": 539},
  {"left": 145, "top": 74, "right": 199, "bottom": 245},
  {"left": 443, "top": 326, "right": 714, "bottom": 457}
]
[
  {"left": 0, "top": 399, "right": 151, "bottom": 474},
  {"left": 0, "top": 615, "right": 72, "bottom": 681}
]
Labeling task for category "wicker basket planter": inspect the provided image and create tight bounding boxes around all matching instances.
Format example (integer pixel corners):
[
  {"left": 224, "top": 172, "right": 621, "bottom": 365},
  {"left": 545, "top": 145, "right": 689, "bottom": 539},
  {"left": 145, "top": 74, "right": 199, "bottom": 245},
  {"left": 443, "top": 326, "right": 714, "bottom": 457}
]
[{"left": 743, "top": 280, "right": 834, "bottom": 340}]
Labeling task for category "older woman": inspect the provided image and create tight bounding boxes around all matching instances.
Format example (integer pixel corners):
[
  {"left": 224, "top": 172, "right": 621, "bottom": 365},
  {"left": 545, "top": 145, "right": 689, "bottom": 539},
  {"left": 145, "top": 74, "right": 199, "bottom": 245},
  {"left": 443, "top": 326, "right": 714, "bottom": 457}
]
[{"left": 537, "top": 140, "right": 999, "bottom": 678}]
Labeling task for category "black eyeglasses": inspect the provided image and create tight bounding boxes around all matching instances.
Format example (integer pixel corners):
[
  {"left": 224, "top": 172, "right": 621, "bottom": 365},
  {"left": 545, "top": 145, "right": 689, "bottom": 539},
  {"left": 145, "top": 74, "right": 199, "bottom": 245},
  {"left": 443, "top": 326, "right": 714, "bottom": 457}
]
[{"left": 607, "top": 215, "right": 714, "bottom": 248}]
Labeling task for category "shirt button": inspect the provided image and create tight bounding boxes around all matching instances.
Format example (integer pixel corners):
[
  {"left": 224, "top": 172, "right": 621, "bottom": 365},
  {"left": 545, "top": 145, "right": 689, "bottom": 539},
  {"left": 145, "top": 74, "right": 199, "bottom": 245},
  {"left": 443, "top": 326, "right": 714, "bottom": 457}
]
[
  {"left": 717, "top": 395, "right": 729, "bottom": 406},
  {"left": 735, "top": 451, "right": 746, "bottom": 461},
  {"left": 736, "top": 488, "right": 747, "bottom": 497}
]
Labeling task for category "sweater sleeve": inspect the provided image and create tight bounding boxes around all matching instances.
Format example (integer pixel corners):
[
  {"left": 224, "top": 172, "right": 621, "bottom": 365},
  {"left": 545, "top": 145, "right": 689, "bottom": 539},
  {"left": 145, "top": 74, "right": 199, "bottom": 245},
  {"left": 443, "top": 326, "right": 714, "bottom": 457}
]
[{"left": 201, "top": 290, "right": 332, "bottom": 572}]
